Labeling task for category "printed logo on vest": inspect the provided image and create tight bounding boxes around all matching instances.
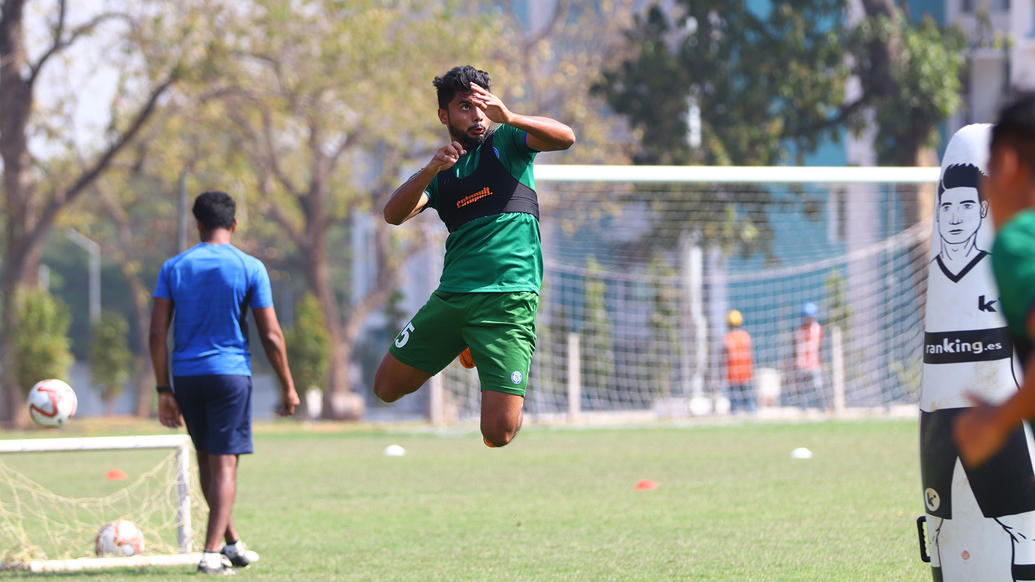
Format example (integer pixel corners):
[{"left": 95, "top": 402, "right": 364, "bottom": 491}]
[
  {"left": 923, "top": 328, "right": 1012, "bottom": 364},
  {"left": 456, "top": 186, "right": 494, "bottom": 208}
]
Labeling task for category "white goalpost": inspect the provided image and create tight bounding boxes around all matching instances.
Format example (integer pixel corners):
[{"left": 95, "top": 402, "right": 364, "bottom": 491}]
[
  {"left": 434, "top": 164, "right": 940, "bottom": 423},
  {"left": 0, "top": 434, "right": 203, "bottom": 572}
]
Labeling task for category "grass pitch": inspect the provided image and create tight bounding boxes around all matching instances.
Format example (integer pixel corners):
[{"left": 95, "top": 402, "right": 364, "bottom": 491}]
[{"left": 0, "top": 418, "right": 928, "bottom": 581}]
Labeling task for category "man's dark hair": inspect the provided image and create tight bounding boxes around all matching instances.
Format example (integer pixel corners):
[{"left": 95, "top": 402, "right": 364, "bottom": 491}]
[
  {"left": 991, "top": 92, "right": 1035, "bottom": 172},
  {"left": 434, "top": 66, "right": 490, "bottom": 109},
  {"left": 938, "top": 163, "right": 985, "bottom": 202},
  {"left": 192, "top": 191, "right": 236, "bottom": 230}
]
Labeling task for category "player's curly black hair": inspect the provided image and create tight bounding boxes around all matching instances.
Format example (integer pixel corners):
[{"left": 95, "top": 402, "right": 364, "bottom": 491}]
[
  {"left": 434, "top": 66, "right": 491, "bottom": 109},
  {"left": 192, "top": 191, "right": 236, "bottom": 230},
  {"left": 992, "top": 92, "right": 1035, "bottom": 171}
]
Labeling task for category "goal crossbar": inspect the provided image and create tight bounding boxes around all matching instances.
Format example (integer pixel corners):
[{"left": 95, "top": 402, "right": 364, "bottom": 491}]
[
  {"left": 0, "top": 434, "right": 191, "bottom": 454},
  {"left": 535, "top": 164, "right": 939, "bottom": 184}
]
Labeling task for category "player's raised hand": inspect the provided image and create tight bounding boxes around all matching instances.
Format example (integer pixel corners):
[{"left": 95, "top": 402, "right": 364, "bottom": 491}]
[
  {"left": 468, "top": 83, "right": 512, "bottom": 125},
  {"left": 427, "top": 141, "right": 466, "bottom": 173}
]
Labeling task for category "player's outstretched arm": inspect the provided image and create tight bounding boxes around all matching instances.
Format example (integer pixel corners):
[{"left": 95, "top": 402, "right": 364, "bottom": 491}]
[
  {"left": 383, "top": 141, "right": 468, "bottom": 225},
  {"left": 468, "top": 83, "right": 575, "bottom": 152},
  {"left": 254, "top": 306, "right": 299, "bottom": 415},
  {"left": 955, "top": 345, "right": 1035, "bottom": 468}
]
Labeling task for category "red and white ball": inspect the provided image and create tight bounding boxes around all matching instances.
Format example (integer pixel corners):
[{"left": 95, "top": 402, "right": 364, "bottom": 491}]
[
  {"left": 95, "top": 519, "right": 144, "bottom": 557},
  {"left": 27, "top": 379, "right": 77, "bottom": 428}
]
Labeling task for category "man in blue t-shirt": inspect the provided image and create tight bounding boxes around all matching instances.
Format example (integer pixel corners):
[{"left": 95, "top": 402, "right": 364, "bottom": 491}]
[{"left": 150, "top": 191, "right": 299, "bottom": 574}]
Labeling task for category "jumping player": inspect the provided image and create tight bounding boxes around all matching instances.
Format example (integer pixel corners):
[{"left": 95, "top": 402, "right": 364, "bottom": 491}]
[{"left": 373, "top": 65, "right": 575, "bottom": 447}]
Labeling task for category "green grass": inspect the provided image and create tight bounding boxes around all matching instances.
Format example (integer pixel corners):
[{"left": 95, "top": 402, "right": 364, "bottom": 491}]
[{"left": 0, "top": 418, "right": 931, "bottom": 581}]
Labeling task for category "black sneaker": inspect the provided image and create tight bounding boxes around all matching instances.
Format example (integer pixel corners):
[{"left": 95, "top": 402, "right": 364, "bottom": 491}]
[
  {"left": 197, "top": 553, "right": 236, "bottom": 575},
  {"left": 221, "top": 541, "right": 260, "bottom": 568}
]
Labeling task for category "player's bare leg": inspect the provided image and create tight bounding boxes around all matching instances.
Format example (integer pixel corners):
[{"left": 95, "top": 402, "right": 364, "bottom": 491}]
[
  {"left": 481, "top": 391, "right": 524, "bottom": 447},
  {"left": 374, "top": 352, "right": 432, "bottom": 402},
  {"left": 198, "top": 452, "right": 239, "bottom": 552}
]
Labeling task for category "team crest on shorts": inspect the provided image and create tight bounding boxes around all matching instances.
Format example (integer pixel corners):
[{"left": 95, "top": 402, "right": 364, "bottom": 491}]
[{"left": 511, "top": 371, "right": 523, "bottom": 384}]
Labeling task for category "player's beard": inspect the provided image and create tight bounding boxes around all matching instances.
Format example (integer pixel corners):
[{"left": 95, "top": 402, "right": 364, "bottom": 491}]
[{"left": 448, "top": 121, "right": 487, "bottom": 150}]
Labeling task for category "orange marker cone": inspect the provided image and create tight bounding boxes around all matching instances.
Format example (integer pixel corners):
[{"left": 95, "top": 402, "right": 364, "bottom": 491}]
[
  {"left": 634, "top": 479, "right": 658, "bottom": 490},
  {"left": 106, "top": 468, "right": 128, "bottom": 481}
]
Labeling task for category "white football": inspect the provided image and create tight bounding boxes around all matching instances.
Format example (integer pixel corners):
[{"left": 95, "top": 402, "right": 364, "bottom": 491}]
[
  {"left": 95, "top": 519, "right": 144, "bottom": 557},
  {"left": 27, "top": 379, "right": 77, "bottom": 428}
]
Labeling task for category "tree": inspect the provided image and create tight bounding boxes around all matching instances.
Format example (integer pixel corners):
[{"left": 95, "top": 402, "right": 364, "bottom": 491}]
[
  {"left": 582, "top": 258, "right": 614, "bottom": 405},
  {"left": 68, "top": 100, "right": 258, "bottom": 418},
  {"left": 196, "top": 0, "right": 503, "bottom": 419},
  {"left": 488, "top": 0, "right": 639, "bottom": 166},
  {"left": 598, "top": 0, "right": 963, "bottom": 167},
  {"left": 594, "top": 1, "right": 964, "bottom": 259},
  {"left": 0, "top": 0, "right": 218, "bottom": 424},
  {"left": 646, "top": 256, "right": 680, "bottom": 399},
  {"left": 285, "top": 294, "right": 331, "bottom": 417},
  {"left": 13, "top": 288, "right": 72, "bottom": 395},
  {"left": 89, "top": 311, "right": 131, "bottom": 415}
]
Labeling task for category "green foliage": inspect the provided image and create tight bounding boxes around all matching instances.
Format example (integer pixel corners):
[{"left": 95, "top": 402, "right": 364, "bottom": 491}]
[
  {"left": 598, "top": 1, "right": 963, "bottom": 166},
  {"left": 858, "top": 14, "right": 966, "bottom": 164},
  {"left": 595, "top": 1, "right": 965, "bottom": 257},
  {"left": 285, "top": 294, "right": 331, "bottom": 391},
  {"left": 13, "top": 289, "right": 73, "bottom": 393},
  {"left": 582, "top": 258, "right": 615, "bottom": 394},
  {"left": 89, "top": 312, "right": 132, "bottom": 406},
  {"left": 596, "top": 0, "right": 855, "bottom": 166},
  {"left": 646, "top": 256, "right": 680, "bottom": 397},
  {"left": 824, "top": 268, "right": 851, "bottom": 331}
]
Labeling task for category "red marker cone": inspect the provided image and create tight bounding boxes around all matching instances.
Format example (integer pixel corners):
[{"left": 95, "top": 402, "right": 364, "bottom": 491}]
[{"left": 105, "top": 469, "right": 127, "bottom": 481}]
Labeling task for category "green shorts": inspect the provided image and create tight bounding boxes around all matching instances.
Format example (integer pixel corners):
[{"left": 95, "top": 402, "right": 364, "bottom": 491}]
[{"left": 389, "top": 290, "right": 538, "bottom": 396}]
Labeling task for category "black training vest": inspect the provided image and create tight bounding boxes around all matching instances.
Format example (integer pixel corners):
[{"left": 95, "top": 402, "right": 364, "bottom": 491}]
[{"left": 432, "top": 132, "right": 539, "bottom": 233}]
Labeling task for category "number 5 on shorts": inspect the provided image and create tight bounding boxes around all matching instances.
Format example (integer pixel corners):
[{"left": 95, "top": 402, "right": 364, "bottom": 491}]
[{"left": 394, "top": 322, "right": 415, "bottom": 348}]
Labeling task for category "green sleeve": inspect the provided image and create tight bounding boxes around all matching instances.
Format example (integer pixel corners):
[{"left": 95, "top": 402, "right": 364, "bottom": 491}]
[
  {"left": 424, "top": 174, "right": 439, "bottom": 210},
  {"left": 993, "top": 213, "right": 1035, "bottom": 336}
]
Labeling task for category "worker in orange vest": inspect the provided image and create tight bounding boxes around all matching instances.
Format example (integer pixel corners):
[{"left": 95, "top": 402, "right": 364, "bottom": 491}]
[
  {"left": 723, "top": 309, "right": 755, "bottom": 414},
  {"left": 792, "top": 302, "right": 826, "bottom": 409}
]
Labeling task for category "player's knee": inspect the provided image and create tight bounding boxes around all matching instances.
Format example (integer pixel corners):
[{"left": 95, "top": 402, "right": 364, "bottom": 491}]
[
  {"left": 372, "top": 361, "right": 401, "bottom": 403},
  {"left": 372, "top": 377, "right": 400, "bottom": 403},
  {"left": 481, "top": 422, "right": 520, "bottom": 447},
  {"left": 481, "top": 430, "right": 514, "bottom": 448}
]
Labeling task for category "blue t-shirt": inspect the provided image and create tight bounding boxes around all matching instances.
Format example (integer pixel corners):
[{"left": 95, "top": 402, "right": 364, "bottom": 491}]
[{"left": 153, "top": 243, "right": 273, "bottom": 376}]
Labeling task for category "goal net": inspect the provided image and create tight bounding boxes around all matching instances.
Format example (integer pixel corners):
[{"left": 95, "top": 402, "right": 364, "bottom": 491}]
[
  {"left": 0, "top": 435, "right": 204, "bottom": 572},
  {"left": 435, "top": 165, "right": 938, "bottom": 421}
]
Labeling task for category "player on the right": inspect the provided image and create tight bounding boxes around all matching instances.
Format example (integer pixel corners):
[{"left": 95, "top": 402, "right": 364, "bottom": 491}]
[{"left": 955, "top": 93, "right": 1035, "bottom": 468}]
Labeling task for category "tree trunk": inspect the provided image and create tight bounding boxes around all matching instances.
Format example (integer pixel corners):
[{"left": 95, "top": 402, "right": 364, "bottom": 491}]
[
  {"left": 299, "top": 226, "right": 364, "bottom": 420},
  {"left": 129, "top": 276, "right": 156, "bottom": 417}
]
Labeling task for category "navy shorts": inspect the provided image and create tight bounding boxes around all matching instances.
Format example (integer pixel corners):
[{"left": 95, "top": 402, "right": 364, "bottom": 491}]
[{"left": 173, "top": 375, "right": 253, "bottom": 455}]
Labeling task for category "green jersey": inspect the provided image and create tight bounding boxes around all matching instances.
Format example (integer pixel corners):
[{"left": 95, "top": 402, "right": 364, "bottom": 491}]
[
  {"left": 992, "top": 209, "right": 1035, "bottom": 359},
  {"left": 424, "top": 124, "right": 543, "bottom": 293}
]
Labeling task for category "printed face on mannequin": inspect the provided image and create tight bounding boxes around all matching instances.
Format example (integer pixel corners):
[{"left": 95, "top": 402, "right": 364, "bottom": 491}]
[{"left": 937, "top": 186, "right": 987, "bottom": 246}]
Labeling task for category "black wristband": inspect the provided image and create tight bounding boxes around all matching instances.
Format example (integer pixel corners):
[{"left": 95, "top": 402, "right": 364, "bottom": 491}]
[{"left": 156, "top": 385, "right": 173, "bottom": 394}]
